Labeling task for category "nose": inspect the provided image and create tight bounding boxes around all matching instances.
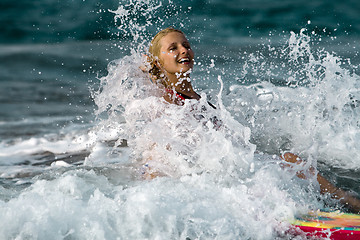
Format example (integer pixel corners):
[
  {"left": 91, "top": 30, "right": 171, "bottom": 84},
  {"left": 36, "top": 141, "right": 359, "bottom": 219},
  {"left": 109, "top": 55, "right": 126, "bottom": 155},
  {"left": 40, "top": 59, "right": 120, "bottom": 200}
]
[{"left": 179, "top": 45, "right": 188, "bottom": 55}]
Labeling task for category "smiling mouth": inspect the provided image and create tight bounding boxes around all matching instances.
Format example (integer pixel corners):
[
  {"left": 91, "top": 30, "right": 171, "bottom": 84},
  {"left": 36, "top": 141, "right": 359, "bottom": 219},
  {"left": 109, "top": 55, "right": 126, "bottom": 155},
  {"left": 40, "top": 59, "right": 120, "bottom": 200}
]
[{"left": 178, "top": 57, "right": 191, "bottom": 64}]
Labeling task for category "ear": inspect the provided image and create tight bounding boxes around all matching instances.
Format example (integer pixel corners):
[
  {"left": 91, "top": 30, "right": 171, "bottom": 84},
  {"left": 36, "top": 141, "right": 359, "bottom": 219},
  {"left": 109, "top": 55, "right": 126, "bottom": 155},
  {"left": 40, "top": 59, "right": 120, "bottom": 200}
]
[{"left": 154, "top": 57, "right": 165, "bottom": 72}]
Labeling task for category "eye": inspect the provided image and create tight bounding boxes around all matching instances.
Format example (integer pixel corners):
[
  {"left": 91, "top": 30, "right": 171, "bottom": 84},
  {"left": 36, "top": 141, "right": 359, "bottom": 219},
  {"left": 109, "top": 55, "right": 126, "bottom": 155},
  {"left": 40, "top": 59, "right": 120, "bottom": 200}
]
[{"left": 183, "top": 43, "right": 191, "bottom": 49}]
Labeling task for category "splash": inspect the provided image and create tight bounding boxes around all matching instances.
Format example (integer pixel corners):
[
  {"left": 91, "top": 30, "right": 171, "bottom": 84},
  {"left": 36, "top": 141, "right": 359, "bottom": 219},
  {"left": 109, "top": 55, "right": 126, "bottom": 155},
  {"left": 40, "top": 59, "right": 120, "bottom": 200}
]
[
  {"left": 91, "top": 51, "right": 257, "bottom": 181},
  {"left": 108, "top": 0, "right": 192, "bottom": 52},
  {"left": 109, "top": 0, "right": 162, "bottom": 48},
  {"left": 86, "top": 4, "right": 330, "bottom": 238},
  {"left": 228, "top": 29, "right": 360, "bottom": 169},
  {"left": 94, "top": 1, "right": 258, "bottom": 181}
]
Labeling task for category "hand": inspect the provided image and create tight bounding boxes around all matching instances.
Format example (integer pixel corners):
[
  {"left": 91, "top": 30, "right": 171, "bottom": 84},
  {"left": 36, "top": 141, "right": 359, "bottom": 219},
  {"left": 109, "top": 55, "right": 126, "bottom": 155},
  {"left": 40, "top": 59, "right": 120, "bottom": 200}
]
[{"left": 139, "top": 54, "right": 150, "bottom": 73}]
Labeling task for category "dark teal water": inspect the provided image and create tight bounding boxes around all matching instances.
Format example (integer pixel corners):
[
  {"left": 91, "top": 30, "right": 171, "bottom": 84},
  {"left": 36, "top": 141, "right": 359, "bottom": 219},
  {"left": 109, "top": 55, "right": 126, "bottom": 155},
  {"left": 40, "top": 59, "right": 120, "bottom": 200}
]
[{"left": 1, "top": 0, "right": 360, "bottom": 44}]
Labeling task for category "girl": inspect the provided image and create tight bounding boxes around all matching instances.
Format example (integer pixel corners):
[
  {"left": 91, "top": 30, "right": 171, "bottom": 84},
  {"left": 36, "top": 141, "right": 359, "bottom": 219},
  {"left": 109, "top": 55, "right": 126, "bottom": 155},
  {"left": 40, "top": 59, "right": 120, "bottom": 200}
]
[
  {"left": 146, "top": 27, "right": 201, "bottom": 105},
  {"left": 144, "top": 27, "right": 360, "bottom": 213}
]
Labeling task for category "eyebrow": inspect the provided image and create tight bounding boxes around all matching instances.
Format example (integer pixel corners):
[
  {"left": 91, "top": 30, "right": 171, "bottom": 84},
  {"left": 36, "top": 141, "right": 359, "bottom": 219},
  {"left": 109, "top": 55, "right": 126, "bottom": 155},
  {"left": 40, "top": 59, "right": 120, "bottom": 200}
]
[
  {"left": 167, "top": 41, "right": 190, "bottom": 48},
  {"left": 166, "top": 43, "right": 177, "bottom": 50}
]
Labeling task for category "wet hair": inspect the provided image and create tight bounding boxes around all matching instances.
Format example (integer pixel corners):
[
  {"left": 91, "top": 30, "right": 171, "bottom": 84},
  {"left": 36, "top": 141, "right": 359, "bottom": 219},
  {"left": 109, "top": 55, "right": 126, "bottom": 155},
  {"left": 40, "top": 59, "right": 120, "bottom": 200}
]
[{"left": 148, "top": 27, "right": 185, "bottom": 86}]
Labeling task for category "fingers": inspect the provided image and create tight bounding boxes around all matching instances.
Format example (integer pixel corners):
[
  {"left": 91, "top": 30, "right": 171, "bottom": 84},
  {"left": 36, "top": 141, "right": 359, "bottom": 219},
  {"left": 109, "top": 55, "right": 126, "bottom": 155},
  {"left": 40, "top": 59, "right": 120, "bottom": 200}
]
[
  {"left": 280, "top": 152, "right": 302, "bottom": 164},
  {"left": 280, "top": 152, "right": 315, "bottom": 179},
  {"left": 139, "top": 65, "right": 148, "bottom": 72}
]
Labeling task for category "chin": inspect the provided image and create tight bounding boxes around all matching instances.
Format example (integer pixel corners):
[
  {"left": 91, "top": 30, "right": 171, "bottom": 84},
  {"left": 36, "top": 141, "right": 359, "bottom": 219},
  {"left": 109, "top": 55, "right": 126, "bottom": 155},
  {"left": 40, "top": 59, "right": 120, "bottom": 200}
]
[{"left": 180, "top": 65, "right": 193, "bottom": 72}]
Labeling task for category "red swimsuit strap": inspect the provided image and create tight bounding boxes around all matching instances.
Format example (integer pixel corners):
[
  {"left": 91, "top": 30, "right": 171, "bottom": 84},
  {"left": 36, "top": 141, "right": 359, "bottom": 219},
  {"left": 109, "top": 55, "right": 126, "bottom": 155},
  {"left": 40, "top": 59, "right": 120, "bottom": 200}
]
[
  {"left": 165, "top": 88, "right": 216, "bottom": 109},
  {"left": 165, "top": 88, "right": 187, "bottom": 101}
]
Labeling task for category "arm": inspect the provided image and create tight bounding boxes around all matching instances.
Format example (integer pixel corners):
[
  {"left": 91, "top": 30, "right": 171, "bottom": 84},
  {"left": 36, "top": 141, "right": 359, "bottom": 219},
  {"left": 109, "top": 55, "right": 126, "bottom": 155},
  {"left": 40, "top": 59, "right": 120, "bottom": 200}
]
[
  {"left": 317, "top": 174, "right": 360, "bottom": 213},
  {"left": 281, "top": 152, "right": 360, "bottom": 213}
]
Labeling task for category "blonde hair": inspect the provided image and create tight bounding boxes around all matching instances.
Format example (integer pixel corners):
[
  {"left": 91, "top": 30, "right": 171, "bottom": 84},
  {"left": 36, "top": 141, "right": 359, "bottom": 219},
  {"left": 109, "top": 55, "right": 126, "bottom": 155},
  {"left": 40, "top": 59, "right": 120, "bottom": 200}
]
[{"left": 148, "top": 27, "right": 185, "bottom": 86}]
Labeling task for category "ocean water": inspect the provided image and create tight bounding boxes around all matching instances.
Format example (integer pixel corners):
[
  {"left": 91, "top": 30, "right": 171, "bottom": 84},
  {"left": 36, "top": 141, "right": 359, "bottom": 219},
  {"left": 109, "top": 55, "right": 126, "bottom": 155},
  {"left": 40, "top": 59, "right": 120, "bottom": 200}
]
[{"left": 1, "top": 0, "right": 360, "bottom": 239}]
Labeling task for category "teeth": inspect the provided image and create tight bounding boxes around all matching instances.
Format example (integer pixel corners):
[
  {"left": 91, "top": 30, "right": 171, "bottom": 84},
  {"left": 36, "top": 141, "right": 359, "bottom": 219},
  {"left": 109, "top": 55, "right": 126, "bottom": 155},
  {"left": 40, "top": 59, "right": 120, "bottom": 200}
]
[{"left": 178, "top": 58, "right": 189, "bottom": 63}]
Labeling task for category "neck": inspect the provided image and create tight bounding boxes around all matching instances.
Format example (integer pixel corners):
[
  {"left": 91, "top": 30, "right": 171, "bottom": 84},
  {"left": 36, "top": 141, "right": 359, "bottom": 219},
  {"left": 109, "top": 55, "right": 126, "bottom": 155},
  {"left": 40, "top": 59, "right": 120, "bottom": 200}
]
[
  {"left": 163, "top": 74, "right": 200, "bottom": 104},
  {"left": 166, "top": 73, "right": 198, "bottom": 98}
]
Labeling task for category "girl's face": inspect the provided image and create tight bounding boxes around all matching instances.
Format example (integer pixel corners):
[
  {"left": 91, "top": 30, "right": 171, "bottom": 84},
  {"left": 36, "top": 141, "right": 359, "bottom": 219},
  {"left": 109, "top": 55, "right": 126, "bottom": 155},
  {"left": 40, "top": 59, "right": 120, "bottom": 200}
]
[{"left": 158, "top": 32, "right": 194, "bottom": 82}]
